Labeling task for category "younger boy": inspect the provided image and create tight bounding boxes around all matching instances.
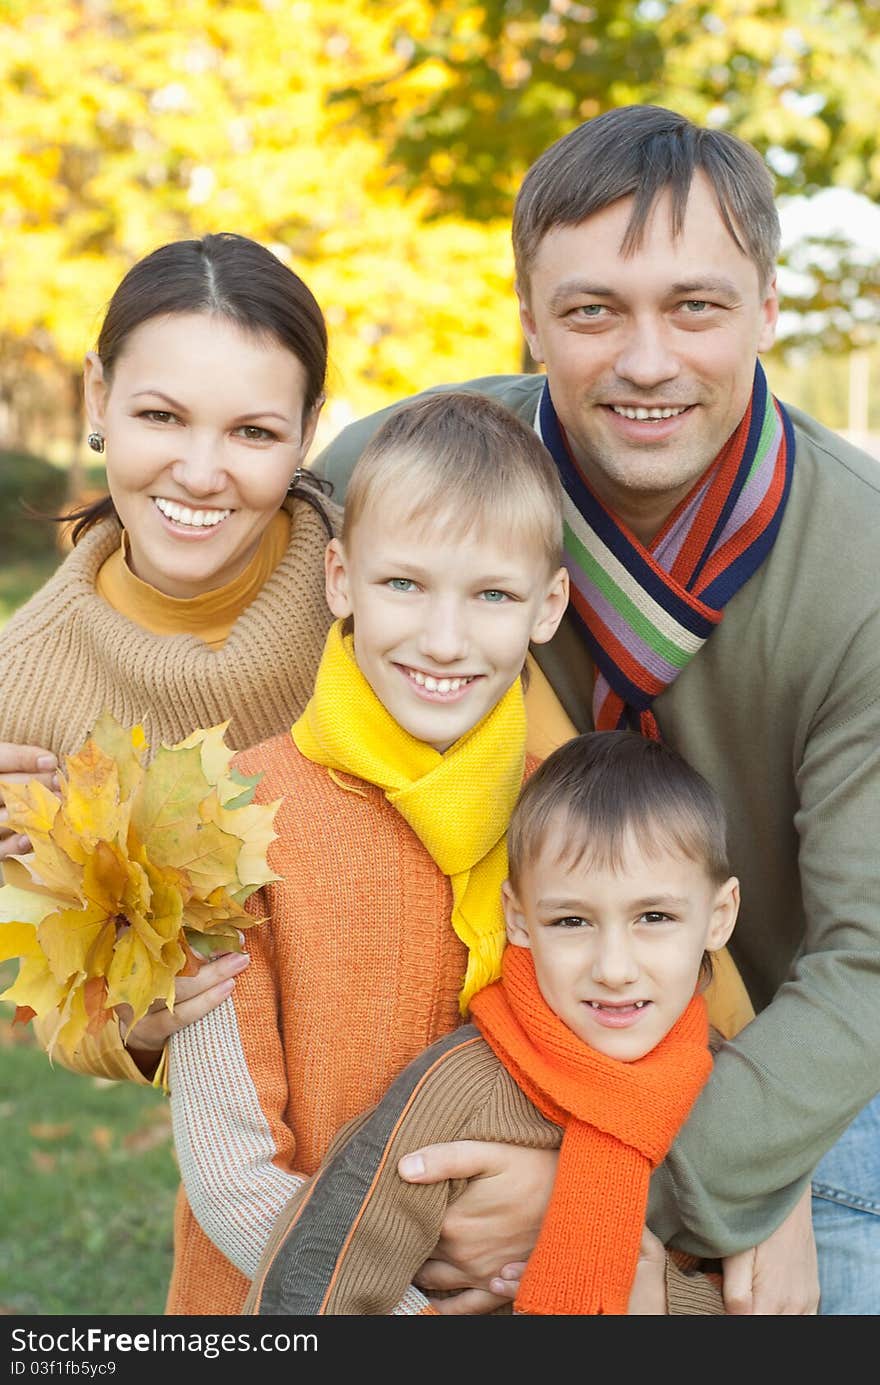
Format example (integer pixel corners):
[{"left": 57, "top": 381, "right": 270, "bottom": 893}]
[
  {"left": 165, "top": 390, "right": 570, "bottom": 1315},
  {"left": 244, "top": 730, "right": 740, "bottom": 1316}
]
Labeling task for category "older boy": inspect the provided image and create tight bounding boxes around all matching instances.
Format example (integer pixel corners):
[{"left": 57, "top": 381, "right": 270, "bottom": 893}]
[
  {"left": 165, "top": 390, "right": 569, "bottom": 1314},
  {"left": 245, "top": 731, "right": 739, "bottom": 1315}
]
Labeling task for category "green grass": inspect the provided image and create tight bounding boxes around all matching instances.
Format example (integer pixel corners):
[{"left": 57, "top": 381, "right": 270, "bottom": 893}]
[
  {"left": 0, "top": 451, "right": 179, "bottom": 1314},
  {"left": 0, "top": 966, "right": 179, "bottom": 1316}
]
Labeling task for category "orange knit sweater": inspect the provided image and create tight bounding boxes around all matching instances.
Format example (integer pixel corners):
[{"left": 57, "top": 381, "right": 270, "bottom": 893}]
[{"left": 166, "top": 732, "right": 507, "bottom": 1315}]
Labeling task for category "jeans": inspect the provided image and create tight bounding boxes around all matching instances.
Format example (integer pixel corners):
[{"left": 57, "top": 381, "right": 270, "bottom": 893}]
[{"left": 811, "top": 1090, "right": 880, "bottom": 1314}]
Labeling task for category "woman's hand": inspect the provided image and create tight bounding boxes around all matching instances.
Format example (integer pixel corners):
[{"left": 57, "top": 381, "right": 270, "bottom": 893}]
[
  {"left": 0, "top": 741, "right": 59, "bottom": 859},
  {"left": 397, "top": 1140, "right": 557, "bottom": 1315},
  {"left": 116, "top": 950, "right": 250, "bottom": 1078},
  {"left": 721, "top": 1183, "right": 819, "bottom": 1314}
]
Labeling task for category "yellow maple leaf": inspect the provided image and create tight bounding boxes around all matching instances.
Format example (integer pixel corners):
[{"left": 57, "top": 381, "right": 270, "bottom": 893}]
[
  {"left": 1, "top": 776, "right": 61, "bottom": 843},
  {"left": 0, "top": 713, "right": 280, "bottom": 1059},
  {"left": 89, "top": 712, "right": 147, "bottom": 797},
  {"left": 176, "top": 723, "right": 235, "bottom": 795},
  {"left": 199, "top": 790, "right": 282, "bottom": 895},
  {"left": 131, "top": 743, "right": 210, "bottom": 854},
  {"left": 60, "top": 740, "right": 126, "bottom": 847},
  {"left": 0, "top": 918, "right": 45, "bottom": 962},
  {"left": 3, "top": 956, "right": 68, "bottom": 1018}
]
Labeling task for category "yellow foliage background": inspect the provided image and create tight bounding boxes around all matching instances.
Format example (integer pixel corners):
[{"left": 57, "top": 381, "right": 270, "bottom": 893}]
[
  {"left": 3, "top": 1, "right": 880, "bottom": 460},
  {"left": 1, "top": 0, "right": 524, "bottom": 458}
]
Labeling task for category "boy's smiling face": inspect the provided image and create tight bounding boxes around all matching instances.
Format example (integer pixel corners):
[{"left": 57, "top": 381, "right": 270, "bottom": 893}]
[
  {"left": 503, "top": 814, "right": 738, "bottom": 1061},
  {"left": 325, "top": 503, "right": 568, "bottom": 753}
]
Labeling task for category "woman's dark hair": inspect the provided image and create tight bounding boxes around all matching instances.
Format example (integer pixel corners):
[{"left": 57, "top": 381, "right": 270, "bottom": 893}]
[{"left": 66, "top": 232, "right": 331, "bottom": 541}]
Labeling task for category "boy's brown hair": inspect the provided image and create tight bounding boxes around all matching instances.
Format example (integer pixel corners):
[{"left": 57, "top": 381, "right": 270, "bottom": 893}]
[{"left": 508, "top": 730, "right": 730, "bottom": 891}]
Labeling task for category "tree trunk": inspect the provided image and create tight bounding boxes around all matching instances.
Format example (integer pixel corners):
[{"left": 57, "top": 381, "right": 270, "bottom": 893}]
[{"left": 68, "top": 365, "right": 86, "bottom": 505}]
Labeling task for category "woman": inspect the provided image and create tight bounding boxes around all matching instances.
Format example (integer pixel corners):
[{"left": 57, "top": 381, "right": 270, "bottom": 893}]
[
  {"left": 1, "top": 239, "right": 553, "bottom": 1315},
  {"left": 0, "top": 231, "right": 340, "bottom": 1074}
]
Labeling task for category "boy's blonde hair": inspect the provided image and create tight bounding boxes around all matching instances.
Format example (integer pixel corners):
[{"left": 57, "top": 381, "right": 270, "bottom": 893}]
[{"left": 341, "top": 390, "right": 564, "bottom": 570}]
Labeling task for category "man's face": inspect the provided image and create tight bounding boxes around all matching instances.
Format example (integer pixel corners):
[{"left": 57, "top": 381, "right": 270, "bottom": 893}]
[
  {"left": 518, "top": 173, "right": 778, "bottom": 540},
  {"left": 503, "top": 816, "right": 738, "bottom": 1062}
]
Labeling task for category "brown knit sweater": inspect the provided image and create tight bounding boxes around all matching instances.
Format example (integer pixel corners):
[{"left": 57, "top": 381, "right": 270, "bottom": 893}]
[
  {"left": 245, "top": 1027, "right": 725, "bottom": 1316},
  {"left": 5, "top": 496, "right": 338, "bottom": 1084},
  {"left": 0, "top": 496, "right": 339, "bottom": 759}
]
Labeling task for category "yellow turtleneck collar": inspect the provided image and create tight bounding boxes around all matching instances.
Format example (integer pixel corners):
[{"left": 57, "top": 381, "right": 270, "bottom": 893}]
[{"left": 95, "top": 510, "right": 291, "bottom": 650}]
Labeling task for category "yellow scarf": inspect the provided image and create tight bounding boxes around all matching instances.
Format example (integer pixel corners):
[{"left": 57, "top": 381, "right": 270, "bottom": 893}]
[{"left": 291, "top": 620, "right": 527, "bottom": 1012}]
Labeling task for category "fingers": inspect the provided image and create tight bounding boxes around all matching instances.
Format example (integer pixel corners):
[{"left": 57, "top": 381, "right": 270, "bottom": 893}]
[
  {"left": 721, "top": 1247, "right": 756, "bottom": 1314},
  {"left": 637, "top": 1225, "right": 667, "bottom": 1265},
  {"left": 428, "top": 1289, "right": 510, "bottom": 1316},
  {"left": 398, "top": 1140, "right": 503, "bottom": 1184},
  {"left": 168, "top": 958, "right": 250, "bottom": 1029},
  {"left": 0, "top": 745, "right": 60, "bottom": 854},
  {"left": 0, "top": 746, "right": 59, "bottom": 807},
  {"left": 624, "top": 1225, "right": 669, "bottom": 1314},
  {"left": 123, "top": 952, "right": 250, "bottom": 1053},
  {"left": 488, "top": 1267, "right": 521, "bottom": 1299},
  {"left": 173, "top": 950, "right": 250, "bottom": 1005},
  {"left": 415, "top": 1260, "right": 522, "bottom": 1301},
  {"left": 0, "top": 743, "right": 58, "bottom": 777},
  {"left": 627, "top": 1255, "right": 668, "bottom": 1315},
  {"left": 724, "top": 1185, "right": 818, "bottom": 1314},
  {"left": 0, "top": 828, "right": 33, "bottom": 860},
  {"left": 413, "top": 1258, "right": 468, "bottom": 1293}
]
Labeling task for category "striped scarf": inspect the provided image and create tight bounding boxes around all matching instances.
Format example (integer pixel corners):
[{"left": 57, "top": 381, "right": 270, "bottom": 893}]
[{"left": 536, "top": 362, "right": 794, "bottom": 737}]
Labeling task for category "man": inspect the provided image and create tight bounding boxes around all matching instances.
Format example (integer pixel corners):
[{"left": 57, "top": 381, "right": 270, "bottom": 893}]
[{"left": 314, "top": 105, "right": 880, "bottom": 1316}]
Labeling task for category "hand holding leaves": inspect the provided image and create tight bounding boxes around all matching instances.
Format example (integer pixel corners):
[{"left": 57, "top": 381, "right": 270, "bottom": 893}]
[{"left": 0, "top": 713, "right": 280, "bottom": 1060}]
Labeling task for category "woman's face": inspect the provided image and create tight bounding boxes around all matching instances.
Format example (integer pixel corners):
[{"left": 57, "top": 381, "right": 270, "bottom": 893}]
[{"left": 84, "top": 312, "right": 321, "bottom": 598}]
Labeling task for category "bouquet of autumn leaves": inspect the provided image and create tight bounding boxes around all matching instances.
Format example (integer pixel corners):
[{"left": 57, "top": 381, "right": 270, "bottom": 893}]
[{"left": 0, "top": 712, "right": 280, "bottom": 1061}]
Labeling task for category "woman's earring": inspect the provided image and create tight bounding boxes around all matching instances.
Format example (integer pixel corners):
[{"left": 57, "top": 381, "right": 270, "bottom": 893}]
[
  {"left": 287, "top": 467, "right": 305, "bottom": 494},
  {"left": 87, "top": 432, "right": 105, "bottom": 454}
]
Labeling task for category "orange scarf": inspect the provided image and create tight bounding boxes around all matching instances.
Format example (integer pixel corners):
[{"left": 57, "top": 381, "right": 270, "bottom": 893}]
[{"left": 469, "top": 946, "right": 712, "bottom": 1314}]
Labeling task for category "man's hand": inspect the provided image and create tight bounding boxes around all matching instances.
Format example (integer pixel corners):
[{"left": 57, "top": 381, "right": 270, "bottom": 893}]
[
  {"left": 722, "top": 1183, "right": 819, "bottom": 1314},
  {"left": 398, "top": 1140, "right": 557, "bottom": 1314},
  {"left": 0, "top": 742, "right": 59, "bottom": 859},
  {"left": 627, "top": 1226, "right": 668, "bottom": 1315}
]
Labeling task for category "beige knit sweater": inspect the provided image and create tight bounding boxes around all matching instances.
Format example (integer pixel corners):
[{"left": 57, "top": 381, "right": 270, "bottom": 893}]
[
  {"left": 0, "top": 496, "right": 339, "bottom": 759},
  {"left": 3, "top": 496, "right": 339, "bottom": 1085}
]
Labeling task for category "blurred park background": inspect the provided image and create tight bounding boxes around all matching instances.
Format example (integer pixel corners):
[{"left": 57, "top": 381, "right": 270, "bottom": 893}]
[{"left": 2, "top": 0, "right": 880, "bottom": 1316}]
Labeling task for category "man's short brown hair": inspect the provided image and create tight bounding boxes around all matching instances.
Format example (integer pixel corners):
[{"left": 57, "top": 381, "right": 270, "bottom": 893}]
[{"left": 513, "top": 104, "right": 779, "bottom": 294}]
